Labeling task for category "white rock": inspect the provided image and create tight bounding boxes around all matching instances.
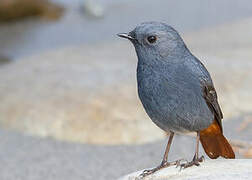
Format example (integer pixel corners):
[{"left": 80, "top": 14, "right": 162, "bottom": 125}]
[{"left": 119, "top": 159, "right": 252, "bottom": 180}]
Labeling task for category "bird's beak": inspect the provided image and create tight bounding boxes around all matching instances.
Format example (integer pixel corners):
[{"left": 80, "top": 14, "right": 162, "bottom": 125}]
[{"left": 117, "top": 33, "right": 134, "bottom": 40}]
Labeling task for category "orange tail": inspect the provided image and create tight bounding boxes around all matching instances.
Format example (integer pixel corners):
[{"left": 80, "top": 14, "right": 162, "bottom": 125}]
[{"left": 200, "top": 120, "right": 235, "bottom": 159}]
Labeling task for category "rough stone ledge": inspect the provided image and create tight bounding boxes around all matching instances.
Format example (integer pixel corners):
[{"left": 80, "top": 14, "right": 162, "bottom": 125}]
[{"left": 118, "top": 159, "right": 252, "bottom": 180}]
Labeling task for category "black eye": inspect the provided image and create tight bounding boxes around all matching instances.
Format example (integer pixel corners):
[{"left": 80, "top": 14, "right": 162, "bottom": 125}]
[{"left": 147, "top": 36, "right": 157, "bottom": 44}]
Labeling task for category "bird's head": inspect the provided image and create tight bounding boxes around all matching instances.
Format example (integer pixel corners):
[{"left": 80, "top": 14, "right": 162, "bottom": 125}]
[{"left": 118, "top": 22, "right": 188, "bottom": 63}]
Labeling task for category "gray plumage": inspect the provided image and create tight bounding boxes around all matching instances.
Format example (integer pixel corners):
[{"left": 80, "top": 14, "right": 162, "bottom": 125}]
[{"left": 120, "top": 22, "right": 223, "bottom": 134}]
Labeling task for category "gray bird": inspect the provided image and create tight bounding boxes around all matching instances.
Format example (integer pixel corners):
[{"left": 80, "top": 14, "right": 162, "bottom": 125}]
[{"left": 118, "top": 22, "right": 235, "bottom": 177}]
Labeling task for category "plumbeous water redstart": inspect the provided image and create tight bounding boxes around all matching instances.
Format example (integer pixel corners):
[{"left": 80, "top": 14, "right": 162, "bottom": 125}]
[{"left": 118, "top": 21, "right": 235, "bottom": 177}]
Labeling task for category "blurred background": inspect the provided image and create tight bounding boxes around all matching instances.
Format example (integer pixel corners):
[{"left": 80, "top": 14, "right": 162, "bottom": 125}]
[{"left": 0, "top": 0, "right": 252, "bottom": 179}]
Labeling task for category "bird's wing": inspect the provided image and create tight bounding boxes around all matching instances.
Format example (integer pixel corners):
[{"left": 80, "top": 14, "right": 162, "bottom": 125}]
[
  {"left": 201, "top": 81, "right": 223, "bottom": 132},
  {"left": 192, "top": 57, "right": 224, "bottom": 132}
]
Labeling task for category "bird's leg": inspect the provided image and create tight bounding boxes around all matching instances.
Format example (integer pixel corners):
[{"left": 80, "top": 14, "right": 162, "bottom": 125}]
[
  {"left": 139, "top": 132, "right": 185, "bottom": 178},
  {"left": 180, "top": 131, "right": 204, "bottom": 169}
]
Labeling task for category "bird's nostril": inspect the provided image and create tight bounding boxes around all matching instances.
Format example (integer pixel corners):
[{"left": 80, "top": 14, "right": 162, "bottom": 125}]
[{"left": 129, "top": 31, "right": 136, "bottom": 39}]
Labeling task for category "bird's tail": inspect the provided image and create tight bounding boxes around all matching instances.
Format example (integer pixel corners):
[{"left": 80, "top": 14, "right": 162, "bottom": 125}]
[{"left": 199, "top": 120, "right": 235, "bottom": 159}]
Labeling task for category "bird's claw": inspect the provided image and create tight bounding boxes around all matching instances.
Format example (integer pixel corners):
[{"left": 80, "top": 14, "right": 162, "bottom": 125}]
[
  {"left": 138, "top": 164, "right": 163, "bottom": 178},
  {"left": 138, "top": 159, "right": 187, "bottom": 178},
  {"left": 180, "top": 155, "right": 204, "bottom": 170},
  {"left": 175, "top": 158, "right": 188, "bottom": 168},
  {"left": 139, "top": 169, "right": 153, "bottom": 178}
]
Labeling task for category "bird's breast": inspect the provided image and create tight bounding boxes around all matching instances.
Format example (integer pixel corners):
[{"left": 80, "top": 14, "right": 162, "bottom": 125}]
[
  {"left": 136, "top": 64, "right": 179, "bottom": 120},
  {"left": 136, "top": 63, "right": 213, "bottom": 132}
]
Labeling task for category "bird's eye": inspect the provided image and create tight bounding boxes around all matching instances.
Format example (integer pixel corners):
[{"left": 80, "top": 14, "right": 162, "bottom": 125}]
[{"left": 147, "top": 35, "right": 157, "bottom": 44}]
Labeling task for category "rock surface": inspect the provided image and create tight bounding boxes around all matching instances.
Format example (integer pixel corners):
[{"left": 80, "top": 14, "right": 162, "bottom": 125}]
[
  {"left": 119, "top": 159, "right": 252, "bottom": 180},
  {"left": 0, "top": 19, "right": 252, "bottom": 144}
]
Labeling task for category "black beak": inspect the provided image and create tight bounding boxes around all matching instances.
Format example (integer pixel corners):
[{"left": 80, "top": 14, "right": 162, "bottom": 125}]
[{"left": 117, "top": 33, "right": 134, "bottom": 40}]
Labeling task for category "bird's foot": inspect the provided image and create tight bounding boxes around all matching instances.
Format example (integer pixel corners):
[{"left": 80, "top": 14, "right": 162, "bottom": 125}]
[
  {"left": 139, "top": 159, "right": 187, "bottom": 178},
  {"left": 180, "top": 155, "right": 204, "bottom": 169}
]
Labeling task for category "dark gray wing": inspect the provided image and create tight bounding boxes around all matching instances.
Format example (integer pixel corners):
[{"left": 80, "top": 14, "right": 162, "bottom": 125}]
[
  {"left": 192, "top": 57, "right": 224, "bottom": 132},
  {"left": 201, "top": 79, "right": 223, "bottom": 132}
]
